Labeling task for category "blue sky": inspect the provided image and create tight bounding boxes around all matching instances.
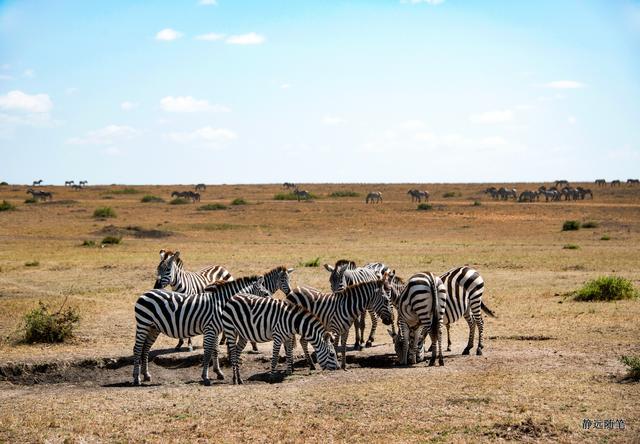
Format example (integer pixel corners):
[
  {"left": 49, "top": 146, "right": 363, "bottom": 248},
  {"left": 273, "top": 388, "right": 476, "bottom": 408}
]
[{"left": 1, "top": 0, "right": 639, "bottom": 184}]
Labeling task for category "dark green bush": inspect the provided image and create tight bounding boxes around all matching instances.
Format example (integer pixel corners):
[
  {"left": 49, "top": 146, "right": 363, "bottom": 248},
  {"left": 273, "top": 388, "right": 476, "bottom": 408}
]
[
  {"left": 0, "top": 200, "right": 15, "bottom": 211},
  {"left": 329, "top": 191, "right": 359, "bottom": 198},
  {"left": 563, "top": 244, "right": 579, "bottom": 250},
  {"left": 573, "top": 276, "right": 638, "bottom": 301},
  {"left": 472, "top": 200, "right": 481, "bottom": 206},
  {"left": 620, "top": 355, "right": 640, "bottom": 381},
  {"left": 0, "top": 181, "right": 8, "bottom": 186},
  {"left": 22, "top": 301, "right": 80, "bottom": 343},
  {"left": 562, "top": 220, "right": 580, "bottom": 231},
  {"left": 199, "top": 203, "right": 227, "bottom": 211},
  {"left": 101, "top": 236, "right": 122, "bottom": 245},
  {"left": 111, "top": 188, "right": 139, "bottom": 195},
  {"left": 231, "top": 198, "right": 247, "bottom": 206},
  {"left": 443, "top": 191, "right": 458, "bottom": 198},
  {"left": 93, "top": 207, "right": 116, "bottom": 218},
  {"left": 300, "top": 257, "right": 321, "bottom": 267},
  {"left": 581, "top": 221, "right": 599, "bottom": 228},
  {"left": 170, "top": 198, "right": 189, "bottom": 205},
  {"left": 24, "top": 198, "right": 37, "bottom": 204},
  {"left": 417, "top": 203, "right": 433, "bottom": 211},
  {"left": 141, "top": 195, "right": 164, "bottom": 203},
  {"left": 600, "top": 235, "right": 611, "bottom": 241}
]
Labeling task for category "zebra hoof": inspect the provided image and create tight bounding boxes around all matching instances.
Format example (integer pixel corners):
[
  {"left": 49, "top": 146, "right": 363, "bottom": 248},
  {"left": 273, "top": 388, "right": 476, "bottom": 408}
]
[
  {"left": 203, "top": 379, "right": 211, "bottom": 387},
  {"left": 354, "top": 344, "right": 362, "bottom": 351},
  {"left": 143, "top": 374, "right": 151, "bottom": 382},
  {"left": 439, "top": 358, "right": 445, "bottom": 366},
  {"left": 188, "top": 347, "right": 194, "bottom": 353},
  {"left": 476, "top": 348, "right": 483, "bottom": 356},
  {"left": 446, "top": 347, "right": 451, "bottom": 352},
  {"left": 365, "top": 341, "right": 373, "bottom": 348},
  {"left": 133, "top": 378, "right": 141, "bottom": 386},
  {"left": 462, "top": 348, "right": 471, "bottom": 355},
  {"left": 216, "top": 373, "right": 225, "bottom": 380},
  {"left": 428, "top": 359, "right": 436, "bottom": 367},
  {"left": 308, "top": 365, "right": 317, "bottom": 371}
]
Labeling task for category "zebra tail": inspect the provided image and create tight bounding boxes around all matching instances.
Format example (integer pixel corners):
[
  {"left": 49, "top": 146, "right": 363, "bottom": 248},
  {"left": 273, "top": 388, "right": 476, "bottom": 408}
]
[
  {"left": 430, "top": 274, "right": 441, "bottom": 337},
  {"left": 481, "top": 301, "right": 496, "bottom": 318}
]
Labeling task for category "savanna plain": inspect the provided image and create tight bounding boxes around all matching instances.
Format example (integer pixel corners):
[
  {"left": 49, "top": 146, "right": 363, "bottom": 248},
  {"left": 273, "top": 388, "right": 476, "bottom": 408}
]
[{"left": 0, "top": 182, "right": 638, "bottom": 443}]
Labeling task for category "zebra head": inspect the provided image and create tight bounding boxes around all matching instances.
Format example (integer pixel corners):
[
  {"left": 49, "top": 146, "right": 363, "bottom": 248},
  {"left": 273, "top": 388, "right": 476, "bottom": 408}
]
[
  {"left": 389, "top": 327, "right": 425, "bottom": 363},
  {"left": 154, "top": 249, "right": 180, "bottom": 289},
  {"left": 249, "top": 276, "right": 272, "bottom": 298},
  {"left": 324, "top": 260, "right": 356, "bottom": 292},
  {"left": 309, "top": 330, "right": 339, "bottom": 371},
  {"left": 370, "top": 274, "right": 393, "bottom": 326},
  {"left": 262, "top": 266, "right": 294, "bottom": 295}
]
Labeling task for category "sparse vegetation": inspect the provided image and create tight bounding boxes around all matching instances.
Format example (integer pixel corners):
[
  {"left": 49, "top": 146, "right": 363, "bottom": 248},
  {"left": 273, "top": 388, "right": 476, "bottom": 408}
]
[
  {"left": 563, "top": 244, "right": 579, "bottom": 250},
  {"left": 600, "top": 235, "right": 611, "bottom": 241},
  {"left": 581, "top": 221, "right": 599, "bottom": 228},
  {"left": 81, "top": 240, "right": 96, "bottom": 247},
  {"left": 199, "top": 203, "right": 227, "bottom": 211},
  {"left": 443, "top": 191, "right": 459, "bottom": 198},
  {"left": 417, "top": 203, "right": 433, "bottom": 211},
  {"left": 93, "top": 207, "right": 116, "bottom": 218},
  {"left": 620, "top": 355, "right": 640, "bottom": 381},
  {"left": 22, "top": 301, "right": 80, "bottom": 343},
  {"left": 25, "top": 260, "right": 40, "bottom": 267},
  {"left": 562, "top": 220, "right": 580, "bottom": 231},
  {"left": 101, "top": 236, "right": 122, "bottom": 245},
  {"left": 300, "top": 257, "right": 321, "bottom": 267},
  {"left": 24, "top": 197, "right": 37, "bottom": 204},
  {"left": 170, "top": 198, "right": 189, "bottom": 205},
  {"left": 141, "top": 195, "right": 165, "bottom": 203},
  {"left": 329, "top": 190, "right": 360, "bottom": 198},
  {"left": 0, "top": 181, "right": 8, "bottom": 186},
  {"left": 573, "top": 276, "right": 638, "bottom": 301},
  {"left": 0, "top": 200, "right": 16, "bottom": 211},
  {"left": 231, "top": 198, "right": 247, "bottom": 205},
  {"left": 472, "top": 200, "right": 481, "bottom": 206},
  {"left": 111, "top": 188, "right": 139, "bottom": 195},
  {"left": 274, "top": 192, "right": 299, "bottom": 200}
]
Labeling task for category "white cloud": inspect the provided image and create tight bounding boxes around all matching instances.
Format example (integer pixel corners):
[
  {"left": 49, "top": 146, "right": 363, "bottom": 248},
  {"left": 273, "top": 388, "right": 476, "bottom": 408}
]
[
  {"left": 0, "top": 90, "right": 52, "bottom": 113},
  {"left": 160, "top": 96, "right": 230, "bottom": 113},
  {"left": 401, "top": 0, "right": 445, "bottom": 4},
  {"left": 167, "top": 126, "right": 237, "bottom": 146},
  {"left": 198, "top": 0, "right": 217, "bottom": 4},
  {"left": 226, "top": 32, "right": 265, "bottom": 45},
  {"left": 156, "top": 28, "right": 183, "bottom": 41},
  {"left": 544, "top": 80, "right": 585, "bottom": 89},
  {"left": 322, "top": 115, "right": 346, "bottom": 125},
  {"left": 67, "top": 125, "right": 138, "bottom": 145},
  {"left": 23, "top": 69, "right": 35, "bottom": 78},
  {"left": 195, "top": 32, "right": 225, "bottom": 41},
  {"left": 121, "top": 101, "right": 138, "bottom": 111},
  {"left": 469, "top": 109, "right": 514, "bottom": 124}
]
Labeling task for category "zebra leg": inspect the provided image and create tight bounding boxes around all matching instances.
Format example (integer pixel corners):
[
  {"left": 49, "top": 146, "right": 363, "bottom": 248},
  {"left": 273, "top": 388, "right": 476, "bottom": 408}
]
[
  {"left": 446, "top": 323, "right": 452, "bottom": 352},
  {"left": 399, "top": 322, "right": 410, "bottom": 365},
  {"left": 437, "top": 321, "right": 445, "bottom": 366},
  {"left": 141, "top": 329, "right": 159, "bottom": 382},
  {"left": 365, "top": 311, "right": 378, "bottom": 348},
  {"left": 132, "top": 325, "right": 150, "bottom": 386},
  {"left": 352, "top": 317, "right": 362, "bottom": 351},
  {"left": 300, "top": 337, "right": 316, "bottom": 370},
  {"left": 202, "top": 328, "right": 223, "bottom": 385},
  {"left": 188, "top": 337, "right": 193, "bottom": 352},
  {"left": 340, "top": 332, "right": 348, "bottom": 370},
  {"left": 175, "top": 338, "right": 184, "bottom": 351},
  {"left": 462, "top": 311, "right": 476, "bottom": 355},
  {"left": 270, "top": 336, "right": 282, "bottom": 381},
  {"left": 475, "top": 313, "right": 485, "bottom": 356},
  {"left": 225, "top": 332, "right": 241, "bottom": 385},
  {"left": 284, "top": 335, "right": 294, "bottom": 376},
  {"left": 250, "top": 341, "right": 259, "bottom": 353},
  {"left": 427, "top": 325, "right": 437, "bottom": 367},
  {"left": 408, "top": 329, "right": 417, "bottom": 365}
]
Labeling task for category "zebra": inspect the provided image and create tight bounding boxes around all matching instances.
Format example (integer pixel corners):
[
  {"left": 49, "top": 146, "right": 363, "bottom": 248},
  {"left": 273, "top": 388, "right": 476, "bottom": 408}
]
[
  {"left": 576, "top": 187, "right": 593, "bottom": 200},
  {"left": 293, "top": 188, "right": 311, "bottom": 201},
  {"left": 222, "top": 294, "right": 339, "bottom": 384},
  {"left": 555, "top": 179, "right": 569, "bottom": 187},
  {"left": 484, "top": 187, "right": 499, "bottom": 199},
  {"left": 595, "top": 179, "right": 606, "bottom": 187},
  {"left": 518, "top": 190, "right": 537, "bottom": 202},
  {"left": 154, "top": 249, "right": 233, "bottom": 350},
  {"left": 497, "top": 187, "right": 517, "bottom": 200},
  {"left": 64, "top": 180, "right": 74, "bottom": 187},
  {"left": 365, "top": 191, "right": 383, "bottom": 204},
  {"left": 171, "top": 191, "right": 190, "bottom": 199},
  {"left": 627, "top": 179, "right": 639, "bottom": 186},
  {"left": 286, "top": 277, "right": 393, "bottom": 369},
  {"left": 132, "top": 276, "right": 273, "bottom": 386},
  {"left": 195, "top": 183, "right": 206, "bottom": 191},
  {"left": 407, "top": 189, "right": 429, "bottom": 202},
  {"left": 79, "top": 180, "right": 88, "bottom": 187},
  {"left": 188, "top": 191, "right": 200, "bottom": 202},
  {"left": 26, "top": 188, "right": 52, "bottom": 201},
  {"left": 32, "top": 179, "right": 43, "bottom": 186},
  {"left": 611, "top": 180, "right": 621, "bottom": 187},
  {"left": 283, "top": 182, "right": 296, "bottom": 189},
  {"left": 71, "top": 184, "right": 83, "bottom": 191},
  {"left": 390, "top": 272, "right": 447, "bottom": 366}
]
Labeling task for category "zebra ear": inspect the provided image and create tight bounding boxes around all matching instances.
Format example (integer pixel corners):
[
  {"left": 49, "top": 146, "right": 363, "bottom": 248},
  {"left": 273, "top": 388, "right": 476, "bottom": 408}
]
[
  {"left": 287, "top": 268, "right": 295, "bottom": 274},
  {"left": 173, "top": 251, "right": 180, "bottom": 260},
  {"left": 159, "top": 249, "right": 166, "bottom": 260},
  {"left": 323, "top": 264, "right": 334, "bottom": 272}
]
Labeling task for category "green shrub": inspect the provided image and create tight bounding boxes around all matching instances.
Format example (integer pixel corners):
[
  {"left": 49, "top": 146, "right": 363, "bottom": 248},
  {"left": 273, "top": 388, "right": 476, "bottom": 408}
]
[
  {"left": 472, "top": 200, "right": 481, "bottom": 206},
  {"left": 562, "top": 220, "right": 580, "bottom": 231},
  {"left": 573, "top": 276, "right": 638, "bottom": 301},
  {"left": 101, "top": 236, "right": 122, "bottom": 245},
  {"left": 563, "top": 244, "right": 579, "bottom": 250},
  {"left": 0, "top": 200, "right": 15, "bottom": 211},
  {"left": 199, "top": 203, "right": 227, "bottom": 211},
  {"left": 231, "top": 198, "right": 247, "bottom": 206},
  {"left": 25, "top": 260, "right": 39, "bottom": 267},
  {"left": 600, "top": 235, "right": 611, "bottom": 241},
  {"left": 620, "top": 355, "right": 640, "bottom": 381},
  {"left": 141, "top": 195, "right": 164, "bottom": 203},
  {"left": 111, "top": 187, "right": 139, "bottom": 195},
  {"left": 329, "top": 190, "right": 360, "bottom": 198},
  {"left": 170, "top": 198, "right": 189, "bottom": 205},
  {"left": 581, "top": 221, "right": 599, "bottom": 228},
  {"left": 443, "top": 191, "right": 458, "bottom": 198},
  {"left": 0, "top": 181, "right": 8, "bottom": 186},
  {"left": 274, "top": 192, "right": 318, "bottom": 200},
  {"left": 22, "top": 301, "right": 80, "bottom": 343},
  {"left": 93, "top": 207, "right": 116, "bottom": 218},
  {"left": 24, "top": 198, "right": 37, "bottom": 204},
  {"left": 81, "top": 240, "right": 96, "bottom": 247},
  {"left": 300, "top": 257, "right": 321, "bottom": 267},
  {"left": 417, "top": 203, "right": 433, "bottom": 211}
]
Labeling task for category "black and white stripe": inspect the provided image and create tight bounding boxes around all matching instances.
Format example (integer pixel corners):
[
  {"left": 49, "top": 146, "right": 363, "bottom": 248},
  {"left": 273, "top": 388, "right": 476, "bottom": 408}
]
[
  {"left": 222, "top": 294, "right": 339, "bottom": 384},
  {"left": 286, "top": 278, "right": 393, "bottom": 369}
]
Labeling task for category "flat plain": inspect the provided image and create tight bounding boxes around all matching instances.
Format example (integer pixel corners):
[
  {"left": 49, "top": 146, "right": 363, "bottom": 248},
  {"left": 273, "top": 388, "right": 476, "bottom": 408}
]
[{"left": 0, "top": 182, "right": 638, "bottom": 443}]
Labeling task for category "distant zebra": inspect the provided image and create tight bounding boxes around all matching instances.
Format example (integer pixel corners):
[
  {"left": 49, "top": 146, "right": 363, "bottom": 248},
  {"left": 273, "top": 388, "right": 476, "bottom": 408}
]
[
  {"left": 286, "top": 278, "right": 393, "bottom": 369},
  {"left": 294, "top": 188, "right": 311, "bottom": 201},
  {"left": 132, "top": 276, "right": 272, "bottom": 386},
  {"left": 154, "top": 249, "right": 234, "bottom": 351},
  {"left": 518, "top": 190, "right": 538, "bottom": 202},
  {"left": 64, "top": 180, "right": 74, "bottom": 187},
  {"left": 365, "top": 191, "right": 382, "bottom": 204},
  {"left": 627, "top": 179, "right": 639, "bottom": 186},
  {"left": 576, "top": 187, "right": 593, "bottom": 200},
  {"left": 611, "top": 180, "right": 621, "bottom": 187},
  {"left": 72, "top": 184, "right": 83, "bottom": 191},
  {"left": 538, "top": 188, "right": 558, "bottom": 202},
  {"left": 283, "top": 182, "right": 296, "bottom": 189},
  {"left": 222, "top": 294, "right": 339, "bottom": 384},
  {"left": 189, "top": 191, "right": 201, "bottom": 202},
  {"left": 26, "top": 188, "right": 52, "bottom": 201},
  {"left": 195, "top": 183, "right": 206, "bottom": 192},
  {"left": 407, "top": 189, "right": 429, "bottom": 202},
  {"left": 595, "top": 179, "right": 606, "bottom": 187},
  {"left": 497, "top": 187, "right": 517, "bottom": 200},
  {"left": 79, "top": 180, "right": 88, "bottom": 187},
  {"left": 484, "top": 187, "right": 499, "bottom": 199},
  {"left": 390, "top": 272, "right": 447, "bottom": 366},
  {"left": 555, "top": 179, "right": 569, "bottom": 187},
  {"left": 32, "top": 179, "right": 43, "bottom": 186}
]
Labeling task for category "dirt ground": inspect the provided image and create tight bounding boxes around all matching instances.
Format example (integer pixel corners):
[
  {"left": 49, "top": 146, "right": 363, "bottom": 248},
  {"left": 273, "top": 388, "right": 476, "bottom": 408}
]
[{"left": 0, "top": 182, "right": 638, "bottom": 443}]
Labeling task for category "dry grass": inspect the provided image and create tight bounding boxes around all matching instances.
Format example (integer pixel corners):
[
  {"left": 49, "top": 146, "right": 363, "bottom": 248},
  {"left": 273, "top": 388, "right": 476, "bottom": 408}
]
[{"left": 0, "top": 182, "right": 639, "bottom": 442}]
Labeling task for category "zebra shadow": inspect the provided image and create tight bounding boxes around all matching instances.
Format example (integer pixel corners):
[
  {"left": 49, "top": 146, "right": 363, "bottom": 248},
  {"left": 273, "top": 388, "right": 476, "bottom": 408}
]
[{"left": 101, "top": 381, "right": 162, "bottom": 388}]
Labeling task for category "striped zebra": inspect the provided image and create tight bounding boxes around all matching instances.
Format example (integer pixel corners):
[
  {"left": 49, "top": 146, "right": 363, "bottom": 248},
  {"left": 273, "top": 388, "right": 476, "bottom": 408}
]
[
  {"left": 293, "top": 188, "right": 312, "bottom": 201},
  {"left": 390, "top": 272, "right": 447, "bottom": 366},
  {"left": 365, "top": 191, "right": 382, "bottom": 204},
  {"left": 26, "top": 188, "right": 52, "bottom": 201},
  {"left": 32, "top": 179, "right": 43, "bottom": 186},
  {"left": 595, "top": 179, "right": 606, "bottom": 187},
  {"left": 64, "top": 180, "right": 74, "bottom": 187},
  {"left": 154, "top": 249, "right": 233, "bottom": 351},
  {"left": 285, "top": 277, "right": 393, "bottom": 369},
  {"left": 222, "top": 294, "right": 339, "bottom": 384},
  {"left": 195, "top": 183, "right": 206, "bottom": 191},
  {"left": 79, "top": 180, "right": 88, "bottom": 187},
  {"left": 407, "top": 189, "right": 429, "bottom": 202},
  {"left": 628, "top": 179, "right": 640, "bottom": 185},
  {"left": 611, "top": 180, "right": 621, "bottom": 187},
  {"left": 132, "top": 276, "right": 273, "bottom": 386}
]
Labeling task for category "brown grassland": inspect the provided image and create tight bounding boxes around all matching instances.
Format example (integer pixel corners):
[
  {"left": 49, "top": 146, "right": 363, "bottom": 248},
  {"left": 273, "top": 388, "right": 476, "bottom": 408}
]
[{"left": 0, "top": 182, "right": 639, "bottom": 443}]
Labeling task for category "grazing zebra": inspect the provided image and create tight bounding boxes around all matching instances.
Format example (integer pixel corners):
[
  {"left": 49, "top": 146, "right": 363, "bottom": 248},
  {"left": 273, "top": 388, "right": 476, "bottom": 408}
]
[
  {"left": 132, "top": 277, "right": 272, "bottom": 386},
  {"left": 195, "top": 183, "right": 206, "bottom": 191},
  {"left": 286, "top": 278, "right": 393, "bottom": 369},
  {"left": 222, "top": 294, "right": 339, "bottom": 384},
  {"left": 595, "top": 179, "right": 606, "bottom": 187},
  {"left": 154, "top": 249, "right": 234, "bottom": 351},
  {"left": 497, "top": 187, "right": 517, "bottom": 200},
  {"left": 611, "top": 180, "right": 621, "bottom": 187},
  {"left": 627, "top": 179, "right": 639, "bottom": 186},
  {"left": 64, "top": 180, "right": 74, "bottom": 187},
  {"left": 32, "top": 179, "right": 43, "bottom": 186},
  {"left": 79, "top": 180, "right": 88, "bottom": 187},
  {"left": 26, "top": 188, "right": 52, "bottom": 201},
  {"left": 283, "top": 182, "right": 296, "bottom": 189},
  {"left": 71, "top": 184, "right": 83, "bottom": 191},
  {"left": 407, "top": 189, "right": 429, "bottom": 202},
  {"left": 518, "top": 190, "right": 538, "bottom": 202},
  {"left": 293, "top": 188, "right": 311, "bottom": 201},
  {"left": 390, "top": 272, "right": 447, "bottom": 366},
  {"left": 365, "top": 191, "right": 383, "bottom": 204},
  {"left": 555, "top": 179, "right": 569, "bottom": 187},
  {"left": 576, "top": 187, "right": 593, "bottom": 200},
  {"left": 189, "top": 191, "right": 200, "bottom": 202}
]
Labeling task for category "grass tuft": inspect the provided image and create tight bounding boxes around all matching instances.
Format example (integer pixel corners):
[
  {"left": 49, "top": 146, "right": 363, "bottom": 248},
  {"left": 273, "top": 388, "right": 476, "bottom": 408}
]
[
  {"left": 169, "top": 198, "right": 189, "bottom": 205},
  {"left": 573, "top": 276, "right": 638, "bottom": 301},
  {"left": 22, "top": 301, "right": 80, "bottom": 343},
  {"left": 93, "top": 207, "right": 116, "bottom": 218},
  {"left": 563, "top": 244, "right": 579, "bottom": 250},
  {"left": 25, "top": 260, "right": 39, "bottom": 267},
  {"left": 0, "top": 200, "right": 16, "bottom": 211},
  {"left": 231, "top": 198, "right": 247, "bottom": 206},
  {"left": 562, "top": 220, "right": 580, "bottom": 231},
  {"left": 141, "top": 195, "right": 165, "bottom": 203},
  {"left": 581, "top": 221, "right": 599, "bottom": 228},
  {"left": 274, "top": 192, "right": 317, "bottom": 200},
  {"left": 300, "top": 257, "right": 321, "bottom": 267},
  {"left": 101, "top": 236, "right": 122, "bottom": 245},
  {"left": 417, "top": 203, "right": 433, "bottom": 211},
  {"left": 81, "top": 240, "right": 96, "bottom": 247},
  {"left": 620, "top": 355, "right": 640, "bottom": 381},
  {"left": 443, "top": 191, "right": 459, "bottom": 198},
  {"left": 111, "top": 188, "right": 139, "bottom": 195},
  {"left": 472, "top": 200, "right": 482, "bottom": 206},
  {"left": 24, "top": 198, "right": 37, "bottom": 204},
  {"left": 329, "top": 190, "right": 360, "bottom": 198},
  {"left": 600, "top": 235, "right": 611, "bottom": 241},
  {"left": 199, "top": 203, "right": 227, "bottom": 211}
]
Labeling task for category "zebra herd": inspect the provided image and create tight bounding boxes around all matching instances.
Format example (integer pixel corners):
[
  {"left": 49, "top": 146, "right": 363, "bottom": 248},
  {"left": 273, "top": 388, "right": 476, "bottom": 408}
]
[
  {"left": 132, "top": 251, "right": 495, "bottom": 386},
  {"left": 595, "top": 178, "right": 639, "bottom": 187},
  {"left": 485, "top": 184, "right": 594, "bottom": 202}
]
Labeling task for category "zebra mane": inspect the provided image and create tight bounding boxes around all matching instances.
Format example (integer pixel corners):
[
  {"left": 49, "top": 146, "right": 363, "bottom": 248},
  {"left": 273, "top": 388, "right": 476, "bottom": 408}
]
[
  {"left": 203, "top": 275, "right": 259, "bottom": 292},
  {"left": 336, "top": 279, "right": 381, "bottom": 294},
  {"left": 334, "top": 259, "right": 356, "bottom": 269},
  {"left": 160, "top": 250, "right": 183, "bottom": 268}
]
